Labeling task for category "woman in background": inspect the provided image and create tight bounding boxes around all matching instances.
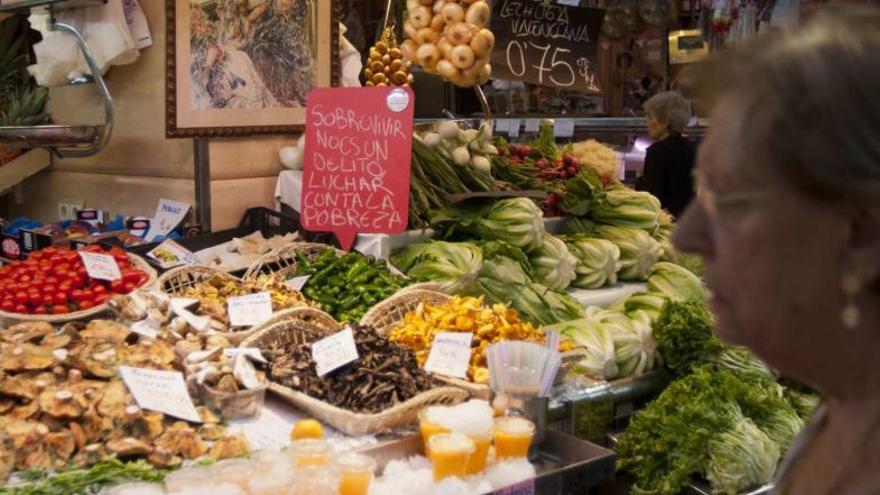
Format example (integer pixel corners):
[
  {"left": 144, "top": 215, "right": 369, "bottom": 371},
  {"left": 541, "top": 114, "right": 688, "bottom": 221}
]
[
  {"left": 674, "top": 7, "right": 880, "bottom": 494},
  {"left": 636, "top": 91, "right": 696, "bottom": 218}
]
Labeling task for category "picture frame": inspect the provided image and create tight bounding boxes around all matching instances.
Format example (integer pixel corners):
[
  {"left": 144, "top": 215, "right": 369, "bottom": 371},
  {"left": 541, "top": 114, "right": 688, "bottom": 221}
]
[{"left": 166, "top": 0, "right": 340, "bottom": 138}]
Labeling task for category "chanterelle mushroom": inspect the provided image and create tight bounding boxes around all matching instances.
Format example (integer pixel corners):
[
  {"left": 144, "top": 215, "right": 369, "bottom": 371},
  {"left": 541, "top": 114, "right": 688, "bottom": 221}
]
[
  {"left": 97, "top": 380, "right": 131, "bottom": 418},
  {"left": 71, "top": 341, "right": 119, "bottom": 378},
  {"left": 106, "top": 437, "right": 154, "bottom": 457}
]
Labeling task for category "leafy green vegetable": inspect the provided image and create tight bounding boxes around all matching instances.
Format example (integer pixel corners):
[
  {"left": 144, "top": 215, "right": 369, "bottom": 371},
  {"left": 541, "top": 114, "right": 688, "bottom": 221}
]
[
  {"left": 3, "top": 459, "right": 165, "bottom": 495},
  {"left": 755, "top": 405, "right": 804, "bottom": 453},
  {"left": 622, "top": 292, "right": 668, "bottom": 321},
  {"left": 647, "top": 262, "right": 705, "bottom": 302},
  {"left": 565, "top": 236, "right": 621, "bottom": 289},
  {"left": 527, "top": 233, "right": 578, "bottom": 290},
  {"left": 706, "top": 413, "right": 781, "bottom": 495},
  {"left": 476, "top": 278, "right": 582, "bottom": 326},
  {"left": 391, "top": 241, "right": 483, "bottom": 293},
  {"left": 561, "top": 168, "right": 603, "bottom": 216},
  {"left": 431, "top": 198, "right": 546, "bottom": 251},
  {"left": 477, "top": 240, "right": 532, "bottom": 276},
  {"left": 590, "top": 185, "right": 662, "bottom": 231},
  {"left": 715, "top": 346, "right": 774, "bottom": 382},
  {"left": 529, "top": 121, "right": 560, "bottom": 161},
  {"left": 653, "top": 300, "right": 721, "bottom": 377},
  {"left": 593, "top": 225, "right": 662, "bottom": 281}
]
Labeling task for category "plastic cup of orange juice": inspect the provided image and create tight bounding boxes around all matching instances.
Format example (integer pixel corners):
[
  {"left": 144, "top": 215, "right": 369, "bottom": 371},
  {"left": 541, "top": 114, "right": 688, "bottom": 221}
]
[
  {"left": 493, "top": 416, "right": 535, "bottom": 460},
  {"left": 464, "top": 430, "right": 491, "bottom": 475},
  {"left": 428, "top": 433, "right": 475, "bottom": 481},
  {"left": 289, "top": 439, "right": 334, "bottom": 467},
  {"left": 418, "top": 407, "right": 450, "bottom": 455},
  {"left": 336, "top": 453, "right": 377, "bottom": 495}
]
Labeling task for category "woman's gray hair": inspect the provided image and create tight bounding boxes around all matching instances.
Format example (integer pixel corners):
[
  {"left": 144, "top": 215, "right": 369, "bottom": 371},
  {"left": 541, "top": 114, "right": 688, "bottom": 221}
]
[
  {"left": 682, "top": 6, "right": 880, "bottom": 205},
  {"left": 644, "top": 91, "right": 691, "bottom": 134}
]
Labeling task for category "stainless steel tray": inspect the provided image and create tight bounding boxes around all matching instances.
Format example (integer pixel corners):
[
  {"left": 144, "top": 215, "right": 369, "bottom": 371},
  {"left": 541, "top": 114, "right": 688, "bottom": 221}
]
[{"left": 358, "top": 429, "right": 616, "bottom": 494}]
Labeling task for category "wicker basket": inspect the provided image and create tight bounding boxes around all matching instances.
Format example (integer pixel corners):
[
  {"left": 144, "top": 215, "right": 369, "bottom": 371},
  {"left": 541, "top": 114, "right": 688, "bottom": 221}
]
[
  {"left": 240, "top": 319, "right": 469, "bottom": 435},
  {"left": 247, "top": 306, "right": 340, "bottom": 335},
  {"left": 242, "top": 242, "right": 344, "bottom": 281},
  {"left": 0, "top": 253, "right": 158, "bottom": 324},
  {"left": 358, "top": 289, "right": 493, "bottom": 399},
  {"left": 198, "top": 382, "right": 267, "bottom": 419},
  {"left": 156, "top": 265, "right": 241, "bottom": 295}
]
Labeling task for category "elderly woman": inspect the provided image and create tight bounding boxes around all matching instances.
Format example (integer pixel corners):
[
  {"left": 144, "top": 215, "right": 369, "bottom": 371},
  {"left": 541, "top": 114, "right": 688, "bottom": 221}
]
[
  {"left": 674, "top": 7, "right": 880, "bottom": 495},
  {"left": 636, "top": 91, "right": 696, "bottom": 217}
]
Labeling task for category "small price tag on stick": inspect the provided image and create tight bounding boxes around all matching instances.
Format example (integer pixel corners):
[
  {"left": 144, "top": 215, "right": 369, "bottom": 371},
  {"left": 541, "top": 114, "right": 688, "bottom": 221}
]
[
  {"left": 119, "top": 366, "right": 201, "bottom": 423},
  {"left": 312, "top": 326, "right": 360, "bottom": 377},
  {"left": 78, "top": 252, "right": 122, "bottom": 281},
  {"left": 227, "top": 292, "right": 273, "bottom": 327},
  {"left": 424, "top": 332, "right": 473, "bottom": 378}
]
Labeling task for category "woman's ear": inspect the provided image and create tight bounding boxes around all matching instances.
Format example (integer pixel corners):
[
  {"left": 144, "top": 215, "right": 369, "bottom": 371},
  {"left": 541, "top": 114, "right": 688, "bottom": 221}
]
[{"left": 843, "top": 206, "right": 880, "bottom": 290}]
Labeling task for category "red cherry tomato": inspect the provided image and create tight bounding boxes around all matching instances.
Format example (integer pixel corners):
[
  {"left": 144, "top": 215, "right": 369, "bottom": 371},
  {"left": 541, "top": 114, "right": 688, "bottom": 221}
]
[
  {"left": 14, "top": 304, "right": 29, "bottom": 314},
  {"left": 1, "top": 300, "right": 14, "bottom": 312},
  {"left": 78, "top": 300, "right": 95, "bottom": 310},
  {"left": 42, "top": 285, "right": 56, "bottom": 295},
  {"left": 28, "top": 292, "right": 42, "bottom": 306},
  {"left": 110, "top": 280, "right": 126, "bottom": 294},
  {"left": 17, "top": 274, "right": 31, "bottom": 283},
  {"left": 93, "top": 284, "right": 107, "bottom": 294},
  {"left": 32, "top": 306, "right": 47, "bottom": 315},
  {"left": 42, "top": 294, "right": 54, "bottom": 307},
  {"left": 52, "top": 304, "right": 70, "bottom": 314},
  {"left": 70, "top": 289, "right": 84, "bottom": 302},
  {"left": 14, "top": 292, "right": 28, "bottom": 305},
  {"left": 53, "top": 292, "right": 67, "bottom": 305}
]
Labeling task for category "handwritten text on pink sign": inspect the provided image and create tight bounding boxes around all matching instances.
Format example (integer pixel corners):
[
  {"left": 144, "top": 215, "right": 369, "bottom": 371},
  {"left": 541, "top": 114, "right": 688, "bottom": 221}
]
[{"left": 301, "top": 87, "right": 414, "bottom": 250}]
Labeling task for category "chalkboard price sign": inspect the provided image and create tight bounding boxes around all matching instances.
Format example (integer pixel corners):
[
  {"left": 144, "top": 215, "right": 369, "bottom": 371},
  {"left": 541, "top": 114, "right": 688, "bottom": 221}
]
[
  {"left": 490, "top": 1, "right": 605, "bottom": 93},
  {"left": 300, "top": 87, "right": 415, "bottom": 250}
]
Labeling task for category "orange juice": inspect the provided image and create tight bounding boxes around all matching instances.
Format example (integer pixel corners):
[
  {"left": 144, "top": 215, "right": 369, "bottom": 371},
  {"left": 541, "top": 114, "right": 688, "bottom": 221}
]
[
  {"left": 465, "top": 433, "right": 491, "bottom": 475},
  {"left": 336, "top": 453, "right": 376, "bottom": 495},
  {"left": 428, "top": 433, "right": 475, "bottom": 481},
  {"left": 418, "top": 407, "right": 450, "bottom": 454},
  {"left": 493, "top": 417, "right": 535, "bottom": 459},
  {"left": 289, "top": 439, "right": 333, "bottom": 467}
]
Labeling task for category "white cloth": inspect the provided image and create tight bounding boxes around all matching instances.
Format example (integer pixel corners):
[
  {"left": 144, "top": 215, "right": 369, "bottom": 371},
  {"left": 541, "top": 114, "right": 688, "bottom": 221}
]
[{"left": 339, "top": 22, "right": 362, "bottom": 88}]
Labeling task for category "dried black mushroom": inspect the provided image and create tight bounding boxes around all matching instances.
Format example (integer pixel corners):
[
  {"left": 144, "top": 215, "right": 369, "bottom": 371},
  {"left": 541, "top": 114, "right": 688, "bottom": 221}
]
[{"left": 263, "top": 324, "right": 432, "bottom": 413}]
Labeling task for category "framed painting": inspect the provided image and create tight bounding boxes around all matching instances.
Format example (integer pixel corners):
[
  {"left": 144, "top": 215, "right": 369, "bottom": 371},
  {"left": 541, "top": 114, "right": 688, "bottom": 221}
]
[{"left": 166, "top": 0, "right": 340, "bottom": 137}]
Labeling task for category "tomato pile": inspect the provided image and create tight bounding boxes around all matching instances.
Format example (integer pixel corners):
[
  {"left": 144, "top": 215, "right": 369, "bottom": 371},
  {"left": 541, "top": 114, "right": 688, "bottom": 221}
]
[{"left": 0, "top": 245, "right": 149, "bottom": 315}]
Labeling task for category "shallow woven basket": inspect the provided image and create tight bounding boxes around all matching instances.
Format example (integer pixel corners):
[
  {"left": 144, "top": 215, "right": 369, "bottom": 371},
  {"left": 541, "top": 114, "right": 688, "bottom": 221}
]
[
  {"left": 358, "top": 289, "right": 492, "bottom": 399},
  {"left": 0, "top": 253, "right": 158, "bottom": 324},
  {"left": 156, "top": 264, "right": 241, "bottom": 295},
  {"left": 247, "top": 305, "right": 340, "bottom": 335},
  {"left": 242, "top": 242, "right": 345, "bottom": 281},
  {"left": 240, "top": 319, "right": 468, "bottom": 435}
]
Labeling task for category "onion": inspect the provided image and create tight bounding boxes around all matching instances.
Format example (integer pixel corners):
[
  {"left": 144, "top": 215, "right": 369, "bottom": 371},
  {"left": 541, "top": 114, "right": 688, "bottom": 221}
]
[
  {"left": 461, "top": 128, "right": 479, "bottom": 141},
  {"left": 451, "top": 44, "right": 476, "bottom": 69},
  {"left": 436, "top": 59, "right": 459, "bottom": 80},
  {"left": 416, "top": 43, "right": 442, "bottom": 69},
  {"left": 407, "top": 0, "right": 421, "bottom": 10},
  {"left": 438, "top": 38, "right": 454, "bottom": 59},
  {"left": 461, "top": 57, "right": 487, "bottom": 78},
  {"left": 437, "top": 120, "right": 461, "bottom": 139},
  {"left": 470, "top": 28, "right": 494, "bottom": 57},
  {"left": 442, "top": 3, "right": 465, "bottom": 23},
  {"left": 452, "top": 146, "right": 471, "bottom": 166},
  {"left": 422, "top": 132, "right": 443, "bottom": 148},
  {"left": 477, "top": 63, "right": 492, "bottom": 84},
  {"left": 446, "top": 22, "right": 473, "bottom": 46},
  {"left": 415, "top": 27, "right": 439, "bottom": 45},
  {"left": 471, "top": 155, "right": 492, "bottom": 174},
  {"left": 410, "top": 5, "right": 432, "bottom": 28},
  {"left": 465, "top": 1, "right": 490, "bottom": 27},
  {"left": 430, "top": 13, "right": 446, "bottom": 31},
  {"left": 433, "top": 0, "right": 445, "bottom": 13},
  {"left": 401, "top": 39, "right": 418, "bottom": 62},
  {"left": 403, "top": 21, "right": 418, "bottom": 39},
  {"left": 483, "top": 143, "right": 499, "bottom": 155},
  {"left": 297, "top": 135, "right": 306, "bottom": 150}
]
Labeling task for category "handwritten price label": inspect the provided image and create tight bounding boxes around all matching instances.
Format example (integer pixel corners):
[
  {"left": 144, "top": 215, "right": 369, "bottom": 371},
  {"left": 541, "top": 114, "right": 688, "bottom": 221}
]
[
  {"left": 227, "top": 292, "right": 273, "bottom": 327},
  {"left": 119, "top": 366, "right": 201, "bottom": 422},
  {"left": 490, "top": 1, "right": 605, "bottom": 92},
  {"left": 553, "top": 118, "right": 575, "bottom": 138},
  {"left": 78, "top": 252, "right": 122, "bottom": 281},
  {"left": 312, "top": 326, "right": 360, "bottom": 377},
  {"left": 424, "top": 332, "right": 473, "bottom": 378}
]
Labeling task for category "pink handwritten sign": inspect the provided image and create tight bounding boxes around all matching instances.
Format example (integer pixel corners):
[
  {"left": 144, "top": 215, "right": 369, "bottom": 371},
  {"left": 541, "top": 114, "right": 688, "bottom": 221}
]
[{"left": 301, "top": 87, "right": 414, "bottom": 250}]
